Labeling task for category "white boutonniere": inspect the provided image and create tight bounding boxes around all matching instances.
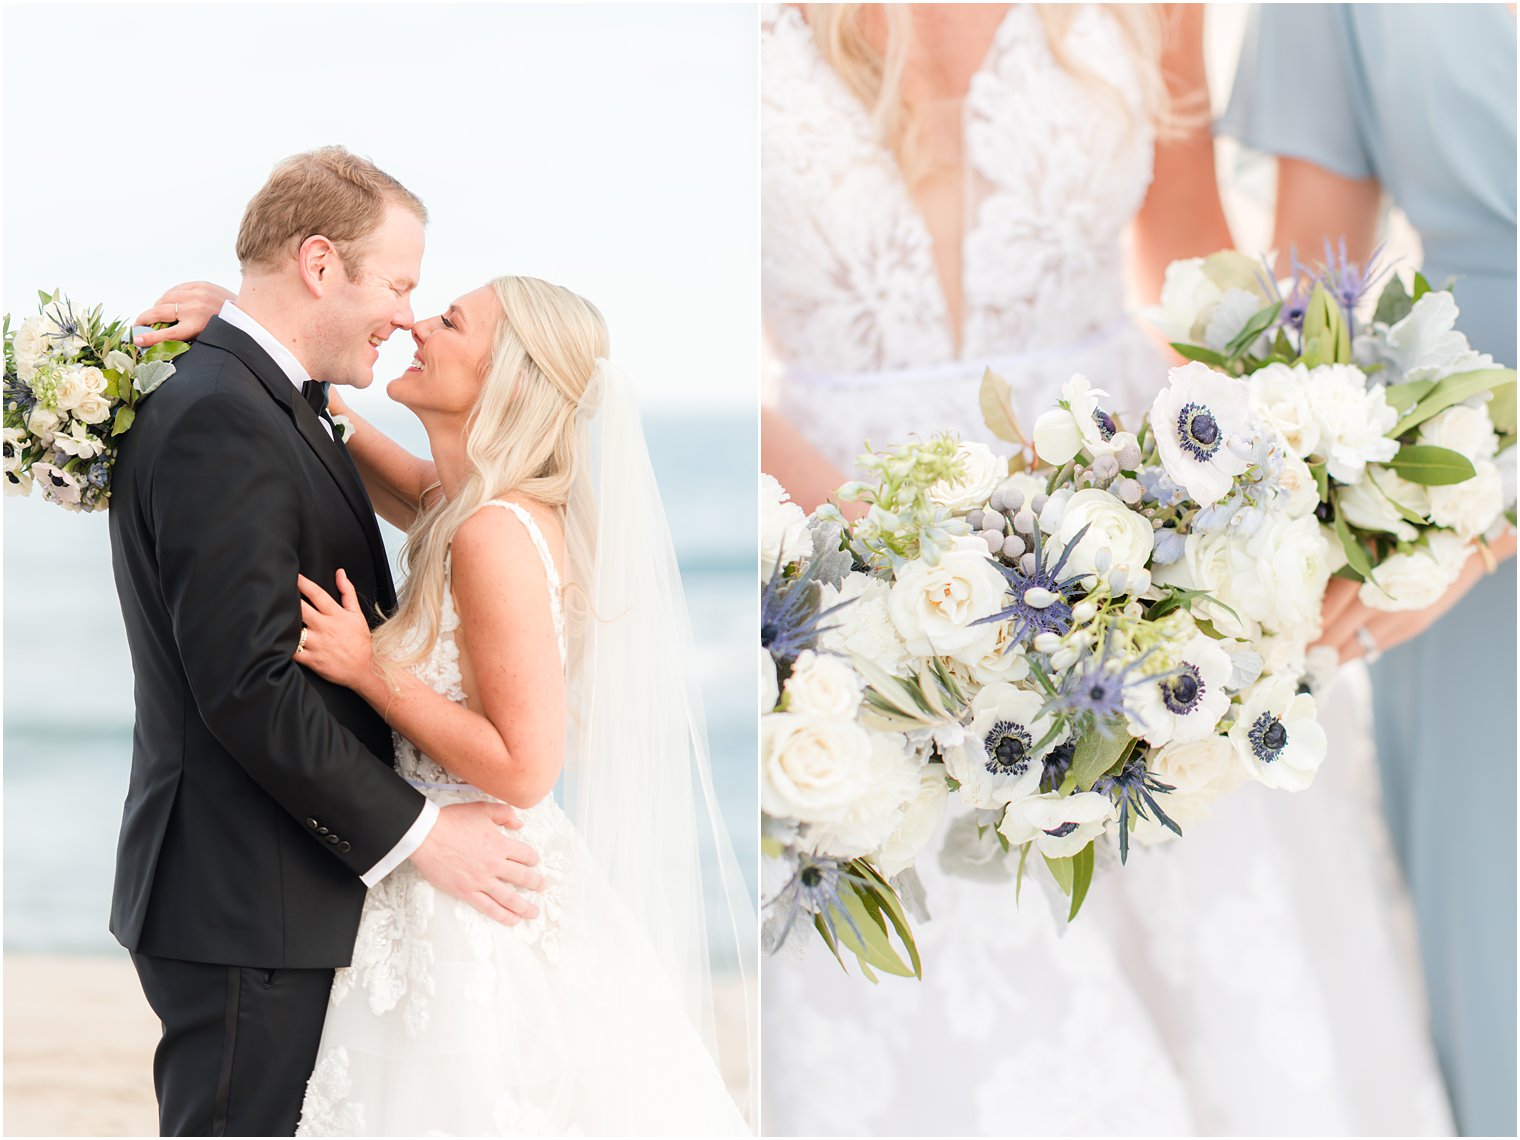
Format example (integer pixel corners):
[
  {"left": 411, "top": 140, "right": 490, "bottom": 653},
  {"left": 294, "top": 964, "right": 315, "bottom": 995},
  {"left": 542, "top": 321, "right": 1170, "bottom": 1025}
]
[{"left": 330, "top": 414, "right": 355, "bottom": 443}]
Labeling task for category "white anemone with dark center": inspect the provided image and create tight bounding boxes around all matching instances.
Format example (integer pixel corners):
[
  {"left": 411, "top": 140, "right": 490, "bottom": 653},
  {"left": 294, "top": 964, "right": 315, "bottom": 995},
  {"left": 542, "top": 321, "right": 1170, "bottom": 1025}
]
[{"left": 945, "top": 682, "right": 1062, "bottom": 810}]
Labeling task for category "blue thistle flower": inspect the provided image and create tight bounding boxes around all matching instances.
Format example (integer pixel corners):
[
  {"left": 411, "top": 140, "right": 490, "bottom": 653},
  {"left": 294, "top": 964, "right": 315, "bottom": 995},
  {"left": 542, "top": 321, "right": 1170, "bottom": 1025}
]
[
  {"left": 1048, "top": 639, "right": 1159, "bottom": 732},
  {"left": 974, "top": 522, "right": 1093, "bottom": 649},
  {"left": 1091, "top": 751, "right": 1180, "bottom": 864},
  {"left": 763, "top": 850, "right": 874, "bottom": 955},
  {"left": 760, "top": 545, "right": 854, "bottom": 669}
]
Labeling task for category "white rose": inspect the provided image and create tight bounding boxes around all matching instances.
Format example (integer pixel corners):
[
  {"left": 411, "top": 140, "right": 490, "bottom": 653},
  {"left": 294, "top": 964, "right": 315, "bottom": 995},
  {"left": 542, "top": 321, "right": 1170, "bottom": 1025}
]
[
  {"left": 761, "top": 712, "right": 874, "bottom": 825},
  {"left": 1230, "top": 677, "right": 1327, "bottom": 792},
  {"left": 784, "top": 649, "right": 865, "bottom": 719},
  {"left": 26, "top": 405, "right": 61, "bottom": 444},
  {"left": 1337, "top": 465, "right": 1430, "bottom": 541},
  {"left": 964, "top": 619, "right": 1031, "bottom": 686},
  {"left": 760, "top": 473, "right": 813, "bottom": 577},
  {"left": 1150, "top": 529, "right": 1260, "bottom": 641},
  {"left": 761, "top": 646, "right": 779, "bottom": 711},
  {"left": 887, "top": 536, "right": 1009, "bottom": 666},
  {"left": 945, "top": 682, "right": 1063, "bottom": 809},
  {"left": 72, "top": 391, "right": 113, "bottom": 426},
  {"left": 1418, "top": 404, "right": 1499, "bottom": 462},
  {"left": 1426, "top": 459, "right": 1504, "bottom": 541},
  {"left": 1051, "top": 488, "right": 1154, "bottom": 586},
  {"left": 1241, "top": 514, "right": 1334, "bottom": 639},
  {"left": 1248, "top": 362, "right": 1320, "bottom": 458},
  {"left": 816, "top": 571, "right": 909, "bottom": 676},
  {"left": 810, "top": 731, "right": 922, "bottom": 860},
  {"left": 1145, "top": 257, "right": 1223, "bottom": 343},
  {"left": 1033, "top": 407, "right": 1083, "bottom": 465},
  {"left": 1305, "top": 364, "right": 1399, "bottom": 485},
  {"left": 1275, "top": 450, "right": 1322, "bottom": 519},
  {"left": 998, "top": 791, "right": 1117, "bottom": 859},
  {"left": 49, "top": 367, "right": 87, "bottom": 413},
  {"left": 1359, "top": 530, "right": 1470, "bottom": 612},
  {"left": 873, "top": 764, "right": 950, "bottom": 878},
  {"left": 11, "top": 317, "right": 48, "bottom": 382},
  {"left": 1130, "top": 737, "right": 1244, "bottom": 847},
  {"left": 926, "top": 440, "right": 1004, "bottom": 514}
]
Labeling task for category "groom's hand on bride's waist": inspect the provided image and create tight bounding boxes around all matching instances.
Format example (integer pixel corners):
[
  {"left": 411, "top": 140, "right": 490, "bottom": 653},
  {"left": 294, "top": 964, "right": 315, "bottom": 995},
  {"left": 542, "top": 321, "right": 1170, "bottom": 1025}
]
[{"left": 409, "top": 800, "right": 543, "bottom": 925}]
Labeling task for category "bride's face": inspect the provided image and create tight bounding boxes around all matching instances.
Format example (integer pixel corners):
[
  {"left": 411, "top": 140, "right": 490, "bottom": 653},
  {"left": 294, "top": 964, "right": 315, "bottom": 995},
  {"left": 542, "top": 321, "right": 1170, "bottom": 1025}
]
[{"left": 387, "top": 284, "right": 500, "bottom": 415}]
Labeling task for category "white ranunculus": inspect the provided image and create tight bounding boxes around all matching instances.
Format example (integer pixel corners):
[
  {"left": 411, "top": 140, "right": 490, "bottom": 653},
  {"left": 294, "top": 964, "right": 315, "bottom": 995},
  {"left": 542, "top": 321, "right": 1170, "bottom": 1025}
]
[
  {"left": 1275, "top": 450, "right": 1323, "bottom": 519},
  {"left": 1379, "top": 291, "right": 1471, "bottom": 382},
  {"left": 1203, "top": 288, "right": 1266, "bottom": 354},
  {"left": 1145, "top": 257, "right": 1222, "bottom": 343},
  {"left": 784, "top": 649, "right": 865, "bottom": 719},
  {"left": 927, "top": 440, "right": 1005, "bottom": 514},
  {"left": 1150, "top": 362, "right": 1254, "bottom": 507},
  {"left": 52, "top": 420, "right": 105, "bottom": 459},
  {"left": 11, "top": 317, "right": 48, "bottom": 383},
  {"left": 1426, "top": 459, "right": 1504, "bottom": 541},
  {"left": 1418, "top": 403, "right": 1499, "bottom": 462},
  {"left": 872, "top": 763, "right": 950, "bottom": 878},
  {"left": 998, "top": 791, "right": 1117, "bottom": 859},
  {"left": 1306, "top": 364, "right": 1399, "bottom": 485},
  {"left": 1129, "top": 737, "right": 1244, "bottom": 847},
  {"left": 1149, "top": 530, "right": 1260, "bottom": 641},
  {"left": 1033, "top": 407, "right": 1083, "bottom": 466},
  {"left": 1242, "top": 513, "right": 1334, "bottom": 639},
  {"left": 1336, "top": 465, "right": 1430, "bottom": 541},
  {"left": 816, "top": 571, "right": 909, "bottom": 676},
  {"left": 26, "top": 406, "right": 61, "bottom": 445},
  {"left": 761, "top": 646, "right": 779, "bottom": 712},
  {"left": 760, "top": 473, "right": 813, "bottom": 577},
  {"left": 1248, "top": 362, "right": 1320, "bottom": 458},
  {"left": 761, "top": 712, "right": 874, "bottom": 825},
  {"left": 1230, "top": 677, "right": 1327, "bottom": 792},
  {"left": 945, "top": 683, "right": 1063, "bottom": 810},
  {"left": 1359, "top": 530, "right": 1470, "bottom": 612},
  {"left": 887, "top": 535, "right": 1009, "bottom": 666},
  {"left": 810, "top": 731, "right": 922, "bottom": 860},
  {"left": 1051, "top": 488, "right": 1154, "bottom": 586},
  {"left": 1124, "top": 632, "right": 1233, "bottom": 747}
]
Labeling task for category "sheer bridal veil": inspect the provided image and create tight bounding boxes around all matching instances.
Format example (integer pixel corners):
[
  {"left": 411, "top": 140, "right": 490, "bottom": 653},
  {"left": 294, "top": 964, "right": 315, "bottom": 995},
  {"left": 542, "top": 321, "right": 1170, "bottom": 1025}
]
[{"left": 561, "top": 359, "right": 756, "bottom": 1119}]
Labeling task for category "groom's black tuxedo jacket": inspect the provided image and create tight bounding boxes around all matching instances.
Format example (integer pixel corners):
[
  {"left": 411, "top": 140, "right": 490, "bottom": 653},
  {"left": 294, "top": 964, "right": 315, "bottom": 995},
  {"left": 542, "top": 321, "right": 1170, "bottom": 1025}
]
[{"left": 107, "top": 316, "right": 426, "bottom": 968}]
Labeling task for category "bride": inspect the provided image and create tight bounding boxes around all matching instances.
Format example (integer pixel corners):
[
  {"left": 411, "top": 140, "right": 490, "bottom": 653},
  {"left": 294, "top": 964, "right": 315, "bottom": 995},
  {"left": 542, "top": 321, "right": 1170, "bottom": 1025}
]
[
  {"left": 761, "top": 4, "right": 1449, "bottom": 1134},
  {"left": 159, "top": 277, "right": 751, "bottom": 1135}
]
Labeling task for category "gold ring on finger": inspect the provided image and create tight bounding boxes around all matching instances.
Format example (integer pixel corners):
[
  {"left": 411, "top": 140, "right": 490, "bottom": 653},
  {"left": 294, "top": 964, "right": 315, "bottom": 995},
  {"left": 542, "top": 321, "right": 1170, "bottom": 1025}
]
[{"left": 297, "top": 627, "right": 309, "bottom": 654}]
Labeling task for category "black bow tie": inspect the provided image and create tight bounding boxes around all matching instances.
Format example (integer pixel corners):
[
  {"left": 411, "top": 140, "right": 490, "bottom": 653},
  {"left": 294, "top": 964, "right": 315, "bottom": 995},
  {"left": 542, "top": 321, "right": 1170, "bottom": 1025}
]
[{"left": 300, "top": 379, "right": 330, "bottom": 420}]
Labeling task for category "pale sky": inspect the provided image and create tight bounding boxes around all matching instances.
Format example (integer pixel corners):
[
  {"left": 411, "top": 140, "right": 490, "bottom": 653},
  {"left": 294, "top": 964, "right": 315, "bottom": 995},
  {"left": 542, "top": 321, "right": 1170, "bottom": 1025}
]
[{"left": 2, "top": 2, "right": 759, "bottom": 412}]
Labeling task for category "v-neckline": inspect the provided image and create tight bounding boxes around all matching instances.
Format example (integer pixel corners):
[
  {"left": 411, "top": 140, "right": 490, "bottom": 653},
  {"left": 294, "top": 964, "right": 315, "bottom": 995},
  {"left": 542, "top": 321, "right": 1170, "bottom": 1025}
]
[{"left": 786, "top": 3, "right": 1020, "bottom": 360}]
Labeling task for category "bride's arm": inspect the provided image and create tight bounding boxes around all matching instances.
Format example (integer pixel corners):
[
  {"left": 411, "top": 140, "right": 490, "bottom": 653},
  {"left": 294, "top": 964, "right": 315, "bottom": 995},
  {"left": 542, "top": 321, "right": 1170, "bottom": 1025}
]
[
  {"left": 762, "top": 406, "right": 867, "bottom": 520},
  {"left": 296, "top": 508, "right": 565, "bottom": 808},
  {"left": 134, "top": 281, "right": 439, "bottom": 530}
]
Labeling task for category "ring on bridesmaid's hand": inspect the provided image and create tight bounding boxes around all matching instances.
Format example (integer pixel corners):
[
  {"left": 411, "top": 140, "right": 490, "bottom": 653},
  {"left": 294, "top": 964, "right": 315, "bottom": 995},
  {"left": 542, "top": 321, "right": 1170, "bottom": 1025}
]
[
  {"left": 1355, "top": 626, "right": 1381, "bottom": 664},
  {"left": 174, "top": 302, "right": 180, "bottom": 319},
  {"left": 297, "top": 627, "right": 309, "bottom": 654}
]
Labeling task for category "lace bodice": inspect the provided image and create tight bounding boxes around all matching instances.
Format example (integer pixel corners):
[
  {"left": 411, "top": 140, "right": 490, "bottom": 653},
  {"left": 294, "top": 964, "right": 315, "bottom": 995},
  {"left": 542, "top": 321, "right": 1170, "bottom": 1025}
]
[{"left": 395, "top": 500, "right": 566, "bottom": 790}]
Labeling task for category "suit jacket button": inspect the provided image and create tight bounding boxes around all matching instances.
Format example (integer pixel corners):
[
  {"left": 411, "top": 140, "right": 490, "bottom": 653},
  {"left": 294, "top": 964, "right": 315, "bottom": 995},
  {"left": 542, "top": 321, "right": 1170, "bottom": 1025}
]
[
  {"left": 317, "top": 827, "right": 329, "bottom": 836},
  {"left": 326, "top": 835, "right": 340, "bottom": 845},
  {"left": 337, "top": 841, "right": 352, "bottom": 854},
  {"left": 305, "top": 818, "right": 319, "bottom": 830}
]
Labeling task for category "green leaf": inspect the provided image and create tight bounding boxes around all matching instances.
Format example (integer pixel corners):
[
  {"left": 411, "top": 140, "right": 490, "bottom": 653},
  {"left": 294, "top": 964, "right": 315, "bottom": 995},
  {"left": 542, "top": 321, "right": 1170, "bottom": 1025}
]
[
  {"left": 1015, "top": 841, "right": 1031, "bottom": 906},
  {"left": 1170, "top": 342, "right": 1229, "bottom": 368},
  {"left": 831, "top": 884, "right": 915, "bottom": 979},
  {"left": 1373, "top": 274, "right": 1414, "bottom": 327},
  {"left": 1309, "top": 461, "right": 1328, "bottom": 503},
  {"left": 1068, "top": 842, "right": 1095, "bottom": 922},
  {"left": 1224, "top": 301, "right": 1283, "bottom": 361},
  {"left": 1412, "top": 272, "right": 1432, "bottom": 301},
  {"left": 133, "top": 359, "right": 177, "bottom": 397},
  {"left": 853, "top": 860, "right": 922, "bottom": 979},
  {"left": 1391, "top": 368, "right": 1517, "bottom": 436},
  {"left": 1489, "top": 381, "right": 1517, "bottom": 436},
  {"left": 1381, "top": 379, "right": 1436, "bottom": 413},
  {"left": 1043, "top": 852, "right": 1075, "bottom": 898},
  {"left": 1387, "top": 444, "right": 1478, "bottom": 486},
  {"left": 978, "top": 367, "right": 1026, "bottom": 446},
  {"left": 1367, "top": 467, "right": 1430, "bottom": 527},
  {"left": 144, "top": 339, "right": 190, "bottom": 363},
  {"left": 112, "top": 405, "right": 136, "bottom": 437},
  {"left": 1070, "top": 730, "right": 1133, "bottom": 791},
  {"left": 1331, "top": 502, "right": 1374, "bottom": 581}
]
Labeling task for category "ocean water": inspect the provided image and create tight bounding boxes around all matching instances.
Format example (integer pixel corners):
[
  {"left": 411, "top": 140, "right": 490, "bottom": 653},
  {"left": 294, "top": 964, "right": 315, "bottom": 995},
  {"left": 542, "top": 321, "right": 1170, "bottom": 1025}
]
[{"left": 2, "top": 409, "right": 758, "bottom": 969}]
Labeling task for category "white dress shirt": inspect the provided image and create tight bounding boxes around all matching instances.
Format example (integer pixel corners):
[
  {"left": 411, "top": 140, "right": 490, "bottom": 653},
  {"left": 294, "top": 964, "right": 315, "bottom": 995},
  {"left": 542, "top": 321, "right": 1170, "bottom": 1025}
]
[{"left": 217, "top": 301, "right": 438, "bottom": 885}]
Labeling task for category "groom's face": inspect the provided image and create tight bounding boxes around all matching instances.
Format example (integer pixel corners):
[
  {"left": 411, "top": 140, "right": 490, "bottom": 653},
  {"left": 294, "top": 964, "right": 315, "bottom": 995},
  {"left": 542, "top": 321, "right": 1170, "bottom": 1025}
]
[{"left": 315, "top": 203, "right": 426, "bottom": 388}]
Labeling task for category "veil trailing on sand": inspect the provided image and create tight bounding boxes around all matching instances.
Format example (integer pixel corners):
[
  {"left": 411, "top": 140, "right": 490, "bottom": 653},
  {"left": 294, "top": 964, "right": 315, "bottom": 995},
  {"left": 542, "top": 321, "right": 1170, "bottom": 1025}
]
[{"left": 561, "top": 359, "right": 756, "bottom": 1117}]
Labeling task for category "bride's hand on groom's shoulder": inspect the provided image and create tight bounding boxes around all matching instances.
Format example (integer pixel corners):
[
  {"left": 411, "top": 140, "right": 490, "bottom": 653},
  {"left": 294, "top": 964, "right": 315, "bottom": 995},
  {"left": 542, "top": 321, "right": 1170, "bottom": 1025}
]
[
  {"left": 296, "top": 569, "right": 376, "bottom": 690},
  {"left": 133, "top": 280, "right": 235, "bottom": 348}
]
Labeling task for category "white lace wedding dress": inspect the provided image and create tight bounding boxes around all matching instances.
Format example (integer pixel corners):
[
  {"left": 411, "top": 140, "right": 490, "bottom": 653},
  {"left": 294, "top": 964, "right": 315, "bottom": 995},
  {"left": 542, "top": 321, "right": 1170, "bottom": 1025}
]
[
  {"left": 295, "top": 501, "right": 747, "bottom": 1137},
  {"left": 761, "top": 6, "right": 1451, "bottom": 1135}
]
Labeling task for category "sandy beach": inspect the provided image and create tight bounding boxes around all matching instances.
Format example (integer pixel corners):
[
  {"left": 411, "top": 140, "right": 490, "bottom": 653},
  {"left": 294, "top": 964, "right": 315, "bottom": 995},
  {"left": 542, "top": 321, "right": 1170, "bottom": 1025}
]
[{"left": 4, "top": 953, "right": 752, "bottom": 1137}]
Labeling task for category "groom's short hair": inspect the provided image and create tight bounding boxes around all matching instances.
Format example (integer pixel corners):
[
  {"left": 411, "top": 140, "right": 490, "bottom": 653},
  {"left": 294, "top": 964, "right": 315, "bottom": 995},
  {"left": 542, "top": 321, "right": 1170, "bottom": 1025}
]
[{"left": 236, "top": 146, "right": 427, "bottom": 274}]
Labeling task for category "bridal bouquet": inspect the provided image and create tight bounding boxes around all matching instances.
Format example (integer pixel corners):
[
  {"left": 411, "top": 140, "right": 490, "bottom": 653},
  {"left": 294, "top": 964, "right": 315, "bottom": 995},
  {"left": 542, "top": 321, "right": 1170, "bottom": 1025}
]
[
  {"left": 761, "top": 247, "right": 1515, "bottom": 982},
  {"left": 4, "top": 291, "right": 187, "bottom": 511}
]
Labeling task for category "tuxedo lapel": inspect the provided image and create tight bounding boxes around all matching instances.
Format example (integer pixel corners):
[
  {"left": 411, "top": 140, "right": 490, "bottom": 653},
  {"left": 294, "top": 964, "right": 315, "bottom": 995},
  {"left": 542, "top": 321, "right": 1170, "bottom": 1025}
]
[{"left": 197, "top": 318, "right": 397, "bottom": 611}]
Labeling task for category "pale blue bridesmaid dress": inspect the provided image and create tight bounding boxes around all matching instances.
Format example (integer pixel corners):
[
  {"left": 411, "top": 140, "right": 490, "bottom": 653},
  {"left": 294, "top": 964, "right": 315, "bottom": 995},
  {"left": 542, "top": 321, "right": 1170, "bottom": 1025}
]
[{"left": 1221, "top": 6, "right": 1516, "bottom": 1135}]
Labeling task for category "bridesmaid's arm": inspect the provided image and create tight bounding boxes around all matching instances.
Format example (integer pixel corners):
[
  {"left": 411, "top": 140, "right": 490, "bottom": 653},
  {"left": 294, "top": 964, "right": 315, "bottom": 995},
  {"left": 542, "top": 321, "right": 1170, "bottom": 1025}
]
[
  {"left": 324, "top": 388, "right": 438, "bottom": 531},
  {"left": 1129, "top": 4, "right": 1234, "bottom": 305},
  {"left": 295, "top": 506, "right": 566, "bottom": 809},
  {"left": 761, "top": 406, "right": 867, "bottom": 519}
]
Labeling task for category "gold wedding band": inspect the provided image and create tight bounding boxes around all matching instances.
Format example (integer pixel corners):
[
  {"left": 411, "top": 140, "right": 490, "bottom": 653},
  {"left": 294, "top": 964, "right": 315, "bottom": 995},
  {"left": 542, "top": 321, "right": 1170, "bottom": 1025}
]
[
  {"left": 174, "top": 302, "right": 180, "bottom": 319},
  {"left": 297, "top": 627, "right": 309, "bottom": 654}
]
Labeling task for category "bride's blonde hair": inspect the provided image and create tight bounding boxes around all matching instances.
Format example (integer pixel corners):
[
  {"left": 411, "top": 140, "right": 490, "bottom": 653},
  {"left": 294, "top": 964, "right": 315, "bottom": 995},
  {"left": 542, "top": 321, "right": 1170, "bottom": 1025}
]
[
  {"left": 371, "top": 275, "right": 609, "bottom": 671},
  {"left": 805, "top": 4, "right": 1202, "bottom": 179}
]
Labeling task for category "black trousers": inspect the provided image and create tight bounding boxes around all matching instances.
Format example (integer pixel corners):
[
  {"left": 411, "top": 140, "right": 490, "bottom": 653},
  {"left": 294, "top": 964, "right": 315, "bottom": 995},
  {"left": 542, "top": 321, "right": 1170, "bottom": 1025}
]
[{"left": 131, "top": 953, "right": 334, "bottom": 1137}]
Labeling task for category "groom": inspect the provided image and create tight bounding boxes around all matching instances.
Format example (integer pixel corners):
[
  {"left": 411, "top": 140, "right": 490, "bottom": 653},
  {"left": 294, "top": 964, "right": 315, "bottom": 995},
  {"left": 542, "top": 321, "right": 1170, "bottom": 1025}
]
[{"left": 107, "top": 147, "right": 539, "bottom": 1136}]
